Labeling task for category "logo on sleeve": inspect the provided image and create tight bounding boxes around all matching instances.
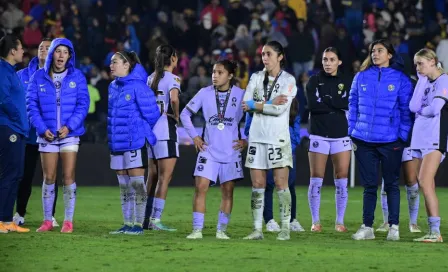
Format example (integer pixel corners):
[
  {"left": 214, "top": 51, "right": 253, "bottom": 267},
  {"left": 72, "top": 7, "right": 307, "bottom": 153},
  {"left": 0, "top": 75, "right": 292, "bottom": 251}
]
[
  {"left": 174, "top": 77, "right": 181, "bottom": 83},
  {"left": 69, "top": 81, "right": 76, "bottom": 88}
]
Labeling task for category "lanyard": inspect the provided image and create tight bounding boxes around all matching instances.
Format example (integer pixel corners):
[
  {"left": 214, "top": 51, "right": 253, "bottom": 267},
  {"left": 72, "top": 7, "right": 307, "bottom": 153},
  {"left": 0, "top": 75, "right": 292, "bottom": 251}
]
[
  {"left": 214, "top": 86, "right": 232, "bottom": 122},
  {"left": 263, "top": 70, "right": 282, "bottom": 101}
]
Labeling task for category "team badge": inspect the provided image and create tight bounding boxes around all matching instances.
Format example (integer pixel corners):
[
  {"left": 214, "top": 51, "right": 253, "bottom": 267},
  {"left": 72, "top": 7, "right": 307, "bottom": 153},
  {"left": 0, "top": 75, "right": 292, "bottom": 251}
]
[
  {"left": 388, "top": 84, "right": 395, "bottom": 91},
  {"left": 197, "top": 165, "right": 204, "bottom": 171},
  {"left": 248, "top": 157, "right": 254, "bottom": 163},
  {"left": 174, "top": 77, "right": 181, "bottom": 83},
  {"left": 338, "top": 83, "right": 344, "bottom": 94},
  {"left": 9, "top": 134, "right": 17, "bottom": 142},
  {"left": 312, "top": 141, "right": 319, "bottom": 148},
  {"left": 125, "top": 94, "right": 131, "bottom": 101},
  {"left": 69, "top": 81, "right": 76, "bottom": 88}
]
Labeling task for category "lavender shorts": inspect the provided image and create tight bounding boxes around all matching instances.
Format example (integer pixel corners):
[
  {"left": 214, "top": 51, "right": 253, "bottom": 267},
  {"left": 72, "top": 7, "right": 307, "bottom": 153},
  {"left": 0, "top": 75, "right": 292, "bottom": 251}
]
[
  {"left": 308, "top": 136, "right": 351, "bottom": 155},
  {"left": 194, "top": 155, "right": 243, "bottom": 185},
  {"left": 39, "top": 142, "right": 79, "bottom": 153},
  {"left": 110, "top": 147, "right": 148, "bottom": 170},
  {"left": 402, "top": 147, "right": 413, "bottom": 162}
]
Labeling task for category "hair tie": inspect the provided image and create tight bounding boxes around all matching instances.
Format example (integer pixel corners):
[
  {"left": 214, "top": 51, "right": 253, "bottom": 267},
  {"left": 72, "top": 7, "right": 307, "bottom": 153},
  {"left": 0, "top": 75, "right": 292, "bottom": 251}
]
[
  {"left": 116, "top": 52, "right": 129, "bottom": 63},
  {"left": 437, "top": 62, "right": 442, "bottom": 69}
]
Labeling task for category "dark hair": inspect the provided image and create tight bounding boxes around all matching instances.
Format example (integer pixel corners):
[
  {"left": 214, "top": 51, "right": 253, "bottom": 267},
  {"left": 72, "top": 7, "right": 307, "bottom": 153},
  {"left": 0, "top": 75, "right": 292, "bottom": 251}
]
[
  {"left": 150, "top": 44, "right": 177, "bottom": 93},
  {"left": 214, "top": 59, "right": 238, "bottom": 85},
  {"left": 41, "top": 38, "right": 53, "bottom": 42},
  {"left": 0, "top": 34, "right": 21, "bottom": 58},
  {"left": 263, "top": 40, "right": 286, "bottom": 94},
  {"left": 289, "top": 97, "right": 299, "bottom": 127},
  {"left": 115, "top": 51, "right": 141, "bottom": 73},
  {"left": 360, "top": 39, "right": 395, "bottom": 71},
  {"left": 323, "top": 47, "right": 341, "bottom": 60}
]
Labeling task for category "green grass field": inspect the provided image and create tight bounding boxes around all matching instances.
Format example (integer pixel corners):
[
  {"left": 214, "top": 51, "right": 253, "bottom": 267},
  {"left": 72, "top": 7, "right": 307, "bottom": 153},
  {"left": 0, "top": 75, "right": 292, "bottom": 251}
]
[{"left": 1, "top": 186, "right": 448, "bottom": 272}]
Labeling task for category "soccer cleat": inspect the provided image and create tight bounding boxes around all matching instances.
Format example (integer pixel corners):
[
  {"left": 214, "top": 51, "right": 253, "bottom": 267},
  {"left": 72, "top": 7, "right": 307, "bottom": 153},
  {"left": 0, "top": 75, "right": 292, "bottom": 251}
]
[
  {"left": 335, "top": 224, "right": 348, "bottom": 232},
  {"left": 109, "top": 225, "right": 132, "bottom": 234},
  {"left": 52, "top": 217, "right": 60, "bottom": 227},
  {"left": 311, "top": 223, "right": 322, "bottom": 232},
  {"left": 277, "top": 230, "right": 290, "bottom": 241},
  {"left": 266, "top": 219, "right": 281, "bottom": 232},
  {"left": 36, "top": 220, "right": 53, "bottom": 232},
  {"left": 1, "top": 222, "right": 30, "bottom": 233},
  {"left": 186, "top": 229, "right": 203, "bottom": 239},
  {"left": 409, "top": 224, "right": 422, "bottom": 233},
  {"left": 290, "top": 219, "right": 305, "bottom": 232},
  {"left": 216, "top": 230, "right": 230, "bottom": 240},
  {"left": 124, "top": 225, "right": 144, "bottom": 235},
  {"left": 352, "top": 224, "right": 375, "bottom": 240},
  {"left": 243, "top": 230, "right": 264, "bottom": 240},
  {"left": 414, "top": 232, "right": 443, "bottom": 243},
  {"left": 376, "top": 222, "right": 389, "bottom": 232},
  {"left": 149, "top": 219, "right": 177, "bottom": 232},
  {"left": 13, "top": 213, "right": 25, "bottom": 226},
  {"left": 387, "top": 224, "right": 400, "bottom": 241},
  {"left": 61, "top": 221, "right": 73, "bottom": 233}
]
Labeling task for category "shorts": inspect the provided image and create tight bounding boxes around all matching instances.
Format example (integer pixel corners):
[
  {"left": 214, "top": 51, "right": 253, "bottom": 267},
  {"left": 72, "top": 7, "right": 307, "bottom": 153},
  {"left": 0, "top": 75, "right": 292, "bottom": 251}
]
[
  {"left": 308, "top": 136, "right": 351, "bottom": 155},
  {"left": 110, "top": 147, "right": 148, "bottom": 170},
  {"left": 245, "top": 142, "right": 292, "bottom": 170},
  {"left": 412, "top": 149, "right": 446, "bottom": 163},
  {"left": 402, "top": 147, "right": 413, "bottom": 162},
  {"left": 194, "top": 155, "right": 244, "bottom": 185},
  {"left": 148, "top": 140, "right": 179, "bottom": 160},
  {"left": 39, "top": 142, "right": 79, "bottom": 153}
]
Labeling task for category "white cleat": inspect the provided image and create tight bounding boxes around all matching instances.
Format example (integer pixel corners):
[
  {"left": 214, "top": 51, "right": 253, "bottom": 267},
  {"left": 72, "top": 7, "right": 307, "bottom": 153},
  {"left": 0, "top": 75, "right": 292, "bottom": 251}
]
[
  {"left": 243, "top": 230, "right": 264, "bottom": 240},
  {"left": 13, "top": 213, "right": 25, "bottom": 226},
  {"left": 290, "top": 219, "right": 305, "bottom": 232},
  {"left": 352, "top": 224, "right": 375, "bottom": 240},
  {"left": 216, "top": 230, "right": 230, "bottom": 240},
  {"left": 414, "top": 232, "right": 443, "bottom": 243},
  {"left": 409, "top": 224, "right": 422, "bottom": 233},
  {"left": 376, "top": 222, "right": 389, "bottom": 232},
  {"left": 276, "top": 230, "right": 290, "bottom": 241},
  {"left": 52, "top": 217, "right": 59, "bottom": 227},
  {"left": 387, "top": 224, "right": 400, "bottom": 241},
  {"left": 186, "top": 229, "right": 203, "bottom": 239},
  {"left": 265, "top": 219, "right": 281, "bottom": 232}
]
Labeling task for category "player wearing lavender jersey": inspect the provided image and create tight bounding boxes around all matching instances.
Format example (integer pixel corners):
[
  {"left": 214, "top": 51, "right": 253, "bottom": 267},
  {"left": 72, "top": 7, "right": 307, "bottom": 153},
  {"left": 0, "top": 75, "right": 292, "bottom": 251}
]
[
  {"left": 242, "top": 41, "right": 297, "bottom": 241},
  {"left": 305, "top": 47, "right": 353, "bottom": 233},
  {"left": 143, "top": 45, "right": 180, "bottom": 231},
  {"left": 108, "top": 51, "right": 160, "bottom": 235},
  {"left": 409, "top": 49, "right": 447, "bottom": 243},
  {"left": 26, "top": 38, "right": 89, "bottom": 233},
  {"left": 181, "top": 60, "right": 246, "bottom": 239}
]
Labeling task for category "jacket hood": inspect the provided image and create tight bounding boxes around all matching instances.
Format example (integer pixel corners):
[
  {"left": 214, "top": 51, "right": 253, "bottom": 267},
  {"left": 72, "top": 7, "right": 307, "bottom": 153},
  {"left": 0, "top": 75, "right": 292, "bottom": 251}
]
[
  {"left": 389, "top": 53, "right": 406, "bottom": 74},
  {"left": 44, "top": 38, "right": 76, "bottom": 72},
  {"left": 115, "top": 63, "right": 148, "bottom": 84},
  {"left": 28, "top": 57, "right": 39, "bottom": 75}
]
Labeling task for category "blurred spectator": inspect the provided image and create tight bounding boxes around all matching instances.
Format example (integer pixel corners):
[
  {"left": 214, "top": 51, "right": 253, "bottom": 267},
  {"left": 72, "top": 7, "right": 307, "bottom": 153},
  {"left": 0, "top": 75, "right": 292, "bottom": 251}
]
[
  {"left": 200, "top": 0, "right": 225, "bottom": 30},
  {"left": 288, "top": 19, "right": 315, "bottom": 77},
  {"left": 23, "top": 19, "right": 42, "bottom": 47},
  {"left": 226, "top": 0, "right": 250, "bottom": 28},
  {"left": 0, "top": 2, "right": 24, "bottom": 32}
]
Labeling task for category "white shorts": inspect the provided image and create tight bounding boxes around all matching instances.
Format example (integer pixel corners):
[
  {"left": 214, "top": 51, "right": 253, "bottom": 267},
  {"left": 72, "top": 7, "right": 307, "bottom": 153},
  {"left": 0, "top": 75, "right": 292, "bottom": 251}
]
[
  {"left": 148, "top": 140, "right": 179, "bottom": 160},
  {"left": 402, "top": 147, "right": 413, "bottom": 162},
  {"left": 39, "top": 142, "right": 79, "bottom": 153},
  {"left": 194, "top": 155, "right": 244, "bottom": 185},
  {"left": 245, "top": 142, "right": 292, "bottom": 170},
  {"left": 110, "top": 147, "right": 148, "bottom": 170},
  {"left": 412, "top": 149, "right": 445, "bottom": 162},
  {"left": 308, "top": 136, "right": 352, "bottom": 155}
]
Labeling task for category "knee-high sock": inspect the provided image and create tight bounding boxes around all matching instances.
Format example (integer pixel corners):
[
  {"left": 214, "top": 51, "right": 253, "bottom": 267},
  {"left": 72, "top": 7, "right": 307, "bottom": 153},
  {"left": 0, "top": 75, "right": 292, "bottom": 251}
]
[
  {"left": 308, "top": 177, "right": 323, "bottom": 224},
  {"left": 42, "top": 182, "right": 55, "bottom": 221},
  {"left": 130, "top": 176, "right": 147, "bottom": 226},
  {"left": 278, "top": 188, "right": 291, "bottom": 231},
  {"left": 251, "top": 188, "right": 265, "bottom": 231},
  {"left": 63, "top": 183, "right": 76, "bottom": 222},
  {"left": 334, "top": 178, "right": 348, "bottom": 225},
  {"left": 117, "top": 175, "right": 132, "bottom": 225},
  {"left": 405, "top": 183, "right": 420, "bottom": 225}
]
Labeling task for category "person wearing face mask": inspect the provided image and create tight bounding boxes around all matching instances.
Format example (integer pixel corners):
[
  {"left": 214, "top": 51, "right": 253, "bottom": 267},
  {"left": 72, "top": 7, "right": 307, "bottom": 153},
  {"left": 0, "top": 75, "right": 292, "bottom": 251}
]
[
  {"left": 26, "top": 38, "right": 90, "bottom": 234},
  {"left": 349, "top": 39, "right": 412, "bottom": 241},
  {"left": 14, "top": 38, "right": 60, "bottom": 228},
  {"left": 305, "top": 47, "right": 353, "bottom": 233},
  {"left": 108, "top": 51, "right": 160, "bottom": 235},
  {"left": 409, "top": 48, "right": 447, "bottom": 243}
]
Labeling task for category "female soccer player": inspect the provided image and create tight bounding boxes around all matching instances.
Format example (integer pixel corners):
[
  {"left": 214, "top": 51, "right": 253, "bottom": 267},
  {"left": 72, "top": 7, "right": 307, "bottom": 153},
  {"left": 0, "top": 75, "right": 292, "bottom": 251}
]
[
  {"left": 349, "top": 39, "right": 412, "bottom": 241},
  {"left": 245, "top": 98, "right": 305, "bottom": 233},
  {"left": 108, "top": 51, "right": 160, "bottom": 235},
  {"left": 180, "top": 59, "right": 246, "bottom": 239},
  {"left": 143, "top": 45, "right": 181, "bottom": 231},
  {"left": 305, "top": 47, "right": 353, "bottom": 233},
  {"left": 26, "top": 38, "right": 90, "bottom": 233},
  {"left": 242, "top": 41, "right": 297, "bottom": 241},
  {"left": 409, "top": 48, "right": 447, "bottom": 243}
]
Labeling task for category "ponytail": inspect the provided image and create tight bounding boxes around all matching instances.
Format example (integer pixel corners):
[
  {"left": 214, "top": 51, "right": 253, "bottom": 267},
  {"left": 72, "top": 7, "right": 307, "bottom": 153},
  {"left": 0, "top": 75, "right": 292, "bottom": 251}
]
[
  {"left": 150, "top": 44, "right": 176, "bottom": 95},
  {"left": 115, "top": 50, "right": 141, "bottom": 73},
  {"left": 289, "top": 97, "right": 299, "bottom": 127}
]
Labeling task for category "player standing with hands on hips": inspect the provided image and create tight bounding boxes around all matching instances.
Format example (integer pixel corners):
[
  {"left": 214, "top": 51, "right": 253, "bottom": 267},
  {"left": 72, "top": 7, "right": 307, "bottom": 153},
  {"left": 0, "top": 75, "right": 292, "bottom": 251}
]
[
  {"left": 242, "top": 41, "right": 297, "bottom": 241},
  {"left": 180, "top": 59, "right": 246, "bottom": 239}
]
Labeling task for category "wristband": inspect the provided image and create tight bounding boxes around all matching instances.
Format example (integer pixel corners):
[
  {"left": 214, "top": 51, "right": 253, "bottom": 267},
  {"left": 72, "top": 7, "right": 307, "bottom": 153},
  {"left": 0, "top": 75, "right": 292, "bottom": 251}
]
[
  {"left": 265, "top": 100, "right": 273, "bottom": 105},
  {"left": 246, "top": 100, "right": 256, "bottom": 110}
]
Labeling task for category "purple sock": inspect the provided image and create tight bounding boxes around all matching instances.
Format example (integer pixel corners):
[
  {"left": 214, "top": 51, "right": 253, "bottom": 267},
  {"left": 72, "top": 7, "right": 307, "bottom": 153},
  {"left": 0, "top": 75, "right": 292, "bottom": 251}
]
[
  {"left": 428, "top": 216, "right": 441, "bottom": 234},
  {"left": 308, "top": 177, "right": 323, "bottom": 224},
  {"left": 117, "top": 175, "right": 132, "bottom": 225},
  {"left": 151, "top": 198, "right": 165, "bottom": 220},
  {"left": 63, "top": 183, "right": 76, "bottom": 222},
  {"left": 405, "top": 183, "right": 419, "bottom": 225},
  {"left": 42, "top": 182, "right": 55, "bottom": 221},
  {"left": 380, "top": 180, "right": 389, "bottom": 223},
  {"left": 334, "top": 178, "right": 348, "bottom": 225},
  {"left": 193, "top": 212, "right": 204, "bottom": 230},
  {"left": 217, "top": 211, "right": 230, "bottom": 232}
]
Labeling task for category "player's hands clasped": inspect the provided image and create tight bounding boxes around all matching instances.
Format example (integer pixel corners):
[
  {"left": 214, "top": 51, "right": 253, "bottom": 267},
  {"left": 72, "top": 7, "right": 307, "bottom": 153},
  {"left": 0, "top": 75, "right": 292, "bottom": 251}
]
[
  {"left": 193, "top": 136, "right": 207, "bottom": 152},
  {"left": 44, "top": 130, "right": 54, "bottom": 141},
  {"left": 58, "top": 126, "right": 69, "bottom": 139}
]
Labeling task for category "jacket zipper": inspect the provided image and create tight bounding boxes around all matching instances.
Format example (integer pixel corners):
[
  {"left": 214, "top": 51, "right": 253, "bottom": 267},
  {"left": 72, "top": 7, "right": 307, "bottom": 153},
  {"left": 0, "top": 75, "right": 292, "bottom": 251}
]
[{"left": 369, "top": 68, "right": 381, "bottom": 138}]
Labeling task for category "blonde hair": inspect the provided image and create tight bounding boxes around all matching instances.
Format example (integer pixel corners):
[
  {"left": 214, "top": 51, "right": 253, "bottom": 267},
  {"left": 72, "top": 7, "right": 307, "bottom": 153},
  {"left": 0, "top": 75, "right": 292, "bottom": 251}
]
[{"left": 414, "top": 48, "right": 444, "bottom": 72}]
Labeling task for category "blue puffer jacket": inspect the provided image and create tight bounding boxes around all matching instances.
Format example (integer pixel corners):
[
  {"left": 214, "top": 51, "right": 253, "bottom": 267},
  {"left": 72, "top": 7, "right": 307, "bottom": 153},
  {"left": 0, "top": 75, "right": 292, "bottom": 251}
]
[
  {"left": 348, "top": 65, "right": 412, "bottom": 143},
  {"left": 107, "top": 64, "right": 160, "bottom": 152},
  {"left": 17, "top": 57, "right": 39, "bottom": 144},
  {"left": 26, "top": 38, "right": 89, "bottom": 137}
]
